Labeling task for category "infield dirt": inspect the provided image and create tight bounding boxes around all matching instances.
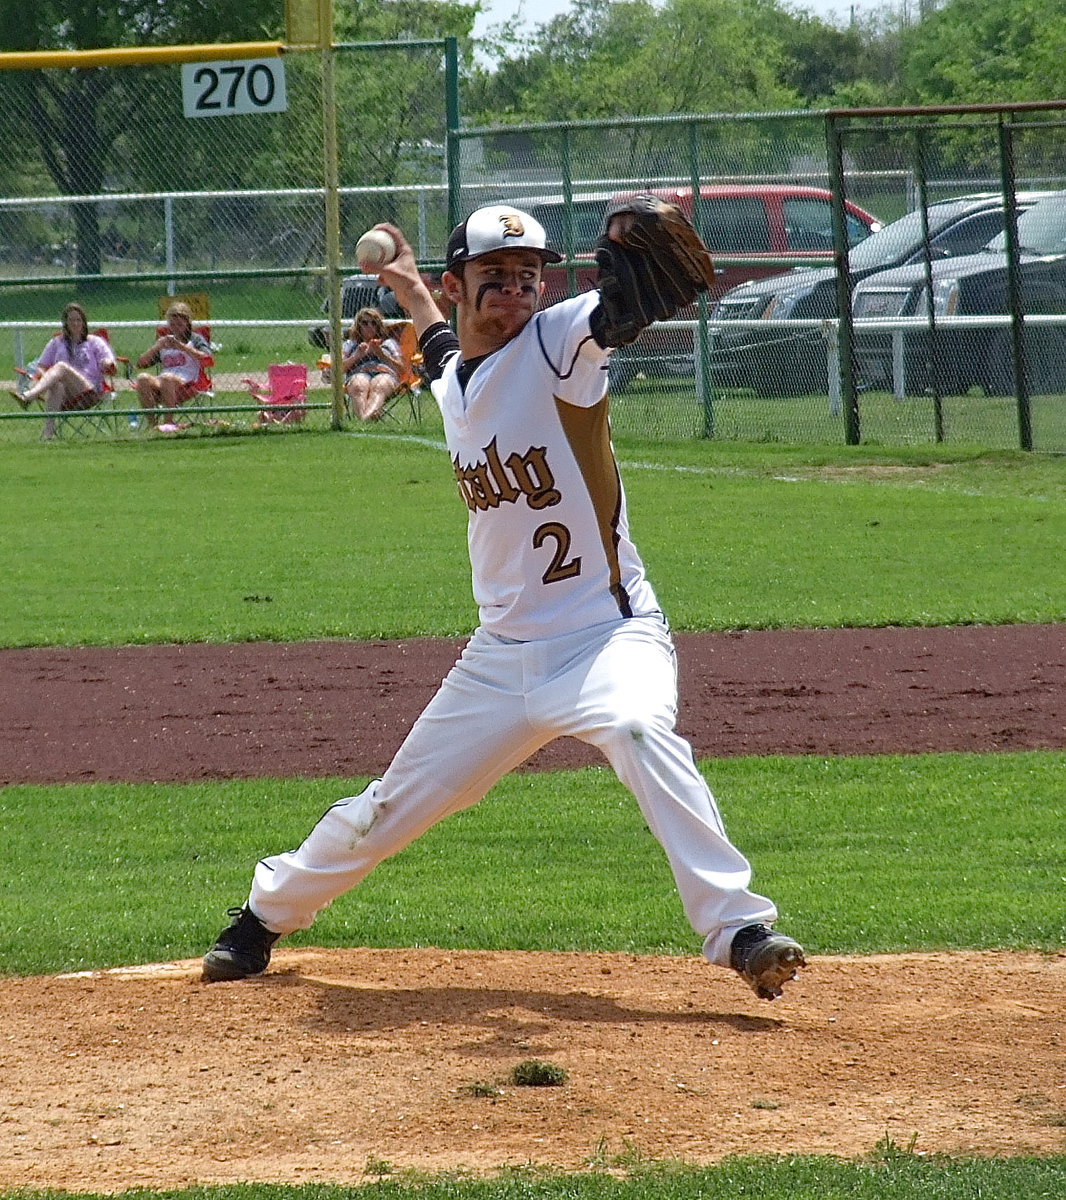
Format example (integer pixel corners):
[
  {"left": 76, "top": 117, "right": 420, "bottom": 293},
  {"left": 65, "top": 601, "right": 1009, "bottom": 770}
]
[{"left": 1, "top": 624, "right": 1064, "bottom": 1191}]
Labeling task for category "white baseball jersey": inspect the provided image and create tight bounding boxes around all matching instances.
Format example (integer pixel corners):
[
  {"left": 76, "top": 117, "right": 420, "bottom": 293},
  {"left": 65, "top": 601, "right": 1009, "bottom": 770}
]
[{"left": 431, "top": 291, "right": 661, "bottom": 641}]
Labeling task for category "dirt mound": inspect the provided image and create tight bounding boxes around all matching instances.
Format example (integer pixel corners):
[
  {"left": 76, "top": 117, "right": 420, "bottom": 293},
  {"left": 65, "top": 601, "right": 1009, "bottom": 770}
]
[{"left": 1, "top": 947, "right": 1063, "bottom": 1193}]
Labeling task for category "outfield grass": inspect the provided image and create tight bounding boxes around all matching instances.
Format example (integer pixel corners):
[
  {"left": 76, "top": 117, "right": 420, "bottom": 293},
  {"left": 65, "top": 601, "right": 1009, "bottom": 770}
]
[{"left": 1, "top": 434, "right": 1063, "bottom": 647}]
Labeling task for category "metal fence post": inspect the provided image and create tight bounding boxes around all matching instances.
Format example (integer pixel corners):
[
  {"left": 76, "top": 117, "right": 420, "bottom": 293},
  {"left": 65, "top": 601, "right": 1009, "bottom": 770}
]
[
  {"left": 825, "top": 322, "right": 842, "bottom": 416},
  {"left": 561, "top": 127, "right": 577, "bottom": 298},
  {"left": 320, "top": 27, "right": 346, "bottom": 430},
  {"left": 826, "top": 113, "right": 860, "bottom": 445},
  {"left": 445, "top": 37, "right": 461, "bottom": 232},
  {"left": 164, "top": 197, "right": 176, "bottom": 296},
  {"left": 914, "top": 125, "right": 944, "bottom": 442},
  {"left": 689, "top": 120, "right": 714, "bottom": 438},
  {"left": 997, "top": 113, "right": 1032, "bottom": 451}
]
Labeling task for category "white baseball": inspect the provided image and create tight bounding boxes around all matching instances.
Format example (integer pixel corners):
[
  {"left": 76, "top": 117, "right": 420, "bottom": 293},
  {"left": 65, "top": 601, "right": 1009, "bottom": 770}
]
[{"left": 356, "top": 228, "right": 398, "bottom": 270}]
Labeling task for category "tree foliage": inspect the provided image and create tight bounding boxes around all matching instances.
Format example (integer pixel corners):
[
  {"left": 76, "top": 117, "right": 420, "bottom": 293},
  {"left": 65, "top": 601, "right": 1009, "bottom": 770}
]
[
  {"left": 0, "top": 0, "right": 284, "bottom": 271},
  {"left": 468, "top": 0, "right": 800, "bottom": 124},
  {"left": 899, "top": 0, "right": 1066, "bottom": 106},
  {"left": 332, "top": 0, "right": 474, "bottom": 190},
  {"left": 2, "top": 0, "right": 1064, "bottom": 278},
  {"left": 469, "top": 0, "right": 1066, "bottom": 122},
  {"left": 0, "top": 0, "right": 475, "bottom": 271}
]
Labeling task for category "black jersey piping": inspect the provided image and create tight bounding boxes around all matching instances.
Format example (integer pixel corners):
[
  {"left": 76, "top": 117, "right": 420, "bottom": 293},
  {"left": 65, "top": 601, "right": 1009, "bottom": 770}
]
[{"left": 536, "top": 316, "right": 598, "bottom": 381}]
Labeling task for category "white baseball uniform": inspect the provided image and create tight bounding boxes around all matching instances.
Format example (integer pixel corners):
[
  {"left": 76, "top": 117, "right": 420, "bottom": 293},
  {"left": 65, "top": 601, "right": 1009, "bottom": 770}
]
[{"left": 248, "top": 290, "right": 777, "bottom": 967}]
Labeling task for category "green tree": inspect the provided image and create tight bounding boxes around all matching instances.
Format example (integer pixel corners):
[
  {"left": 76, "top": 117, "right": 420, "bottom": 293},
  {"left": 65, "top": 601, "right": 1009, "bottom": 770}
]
[
  {"left": 334, "top": 0, "right": 474, "bottom": 190},
  {"left": 768, "top": 9, "right": 867, "bottom": 105},
  {"left": 0, "top": 0, "right": 477, "bottom": 274},
  {"left": 896, "top": 0, "right": 1066, "bottom": 173},
  {"left": 468, "top": 0, "right": 798, "bottom": 124},
  {"left": 900, "top": 0, "right": 1066, "bottom": 106}
]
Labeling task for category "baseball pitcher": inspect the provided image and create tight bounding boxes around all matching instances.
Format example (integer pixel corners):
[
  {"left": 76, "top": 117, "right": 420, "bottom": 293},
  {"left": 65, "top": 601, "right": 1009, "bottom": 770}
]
[{"left": 203, "top": 196, "right": 806, "bottom": 1001}]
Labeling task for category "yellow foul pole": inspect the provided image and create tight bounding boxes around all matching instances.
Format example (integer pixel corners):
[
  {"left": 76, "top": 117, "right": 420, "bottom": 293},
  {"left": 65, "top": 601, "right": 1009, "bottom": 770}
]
[{"left": 0, "top": 43, "right": 284, "bottom": 71}]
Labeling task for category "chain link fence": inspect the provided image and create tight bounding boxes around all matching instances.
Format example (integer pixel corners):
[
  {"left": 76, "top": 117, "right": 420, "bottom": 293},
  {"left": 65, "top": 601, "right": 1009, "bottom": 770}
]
[
  {"left": 1, "top": 42, "right": 1063, "bottom": 450},
  {"left": 453, "top": 104, "right": 1066, "bottom": 450},
  {"left": 829, "top": 105, "right": 1066, "bottom": 453},
  {"left": 0, "top": 40, "right": 454, "bottom": 441}
]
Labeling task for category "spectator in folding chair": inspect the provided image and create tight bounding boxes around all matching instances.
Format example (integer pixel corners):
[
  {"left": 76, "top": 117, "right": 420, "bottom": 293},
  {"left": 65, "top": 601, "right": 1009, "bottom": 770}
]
[
  {"left": 340, "top": 307, "right": 404, "bottom": 421},
  {"left": 133, "top": 301, "right": 212, "bottom": 430},
  {"left": 9, "top": 302, "right": 117, "bottom": 441}
]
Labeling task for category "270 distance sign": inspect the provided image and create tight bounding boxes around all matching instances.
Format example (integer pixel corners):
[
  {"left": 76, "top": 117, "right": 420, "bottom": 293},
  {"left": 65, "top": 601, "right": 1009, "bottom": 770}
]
[{"left": 181, "top": 58, "right": 288, "bottom": 118}]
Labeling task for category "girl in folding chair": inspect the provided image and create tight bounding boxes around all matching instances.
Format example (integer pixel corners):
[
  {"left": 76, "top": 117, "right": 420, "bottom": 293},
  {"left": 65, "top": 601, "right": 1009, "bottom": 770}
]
[
  {"left": 134, "top": 301, "right": 212, "bottom": 430},
  {"left": 340, "top": 307, "right": 404, "bottom": 421},
  {"left": 10, "top": 302, "right": 117, "bottom": 440}
]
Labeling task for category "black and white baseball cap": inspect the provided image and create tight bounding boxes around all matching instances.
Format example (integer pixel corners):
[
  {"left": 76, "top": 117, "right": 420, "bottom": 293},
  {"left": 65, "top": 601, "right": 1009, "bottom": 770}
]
[{"left": 445, "top": 204, "right": 564, "bottom": 271}]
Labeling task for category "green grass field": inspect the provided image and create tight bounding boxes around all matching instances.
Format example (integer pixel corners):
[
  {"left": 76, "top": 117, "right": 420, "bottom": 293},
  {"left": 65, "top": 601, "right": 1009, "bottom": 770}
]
[
  {"left": 2, "top": 751, "right": 1063, "bottom": 976},
  {"left": 2, "top": 435, "right": 1064, "bottom": 1199},
  {"left": 1, "top": 1156, "right": 1062, "bottom": 1200},
  {"left": 0, "top": 435, "right": 1063, "bottom": 646}
]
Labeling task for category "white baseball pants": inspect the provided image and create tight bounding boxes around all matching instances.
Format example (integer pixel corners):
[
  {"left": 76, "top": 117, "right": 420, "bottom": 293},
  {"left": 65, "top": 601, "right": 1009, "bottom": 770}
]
[{"left": 248, "top": 615, "right": 777, "bottom": 967}]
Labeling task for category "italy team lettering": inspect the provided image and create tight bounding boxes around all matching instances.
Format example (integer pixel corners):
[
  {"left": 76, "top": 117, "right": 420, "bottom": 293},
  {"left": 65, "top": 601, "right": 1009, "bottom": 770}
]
[{"left": 453, "top": 437, "right": 561, "bottom": 511}]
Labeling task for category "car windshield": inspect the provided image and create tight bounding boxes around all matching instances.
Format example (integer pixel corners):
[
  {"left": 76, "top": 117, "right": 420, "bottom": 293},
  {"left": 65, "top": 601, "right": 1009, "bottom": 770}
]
[
  {"left": 986, "top": 197, "right": 1066, "bottom": 256},
  {"left": 847, "top": 205, "right": 968, "bottom": 270}
]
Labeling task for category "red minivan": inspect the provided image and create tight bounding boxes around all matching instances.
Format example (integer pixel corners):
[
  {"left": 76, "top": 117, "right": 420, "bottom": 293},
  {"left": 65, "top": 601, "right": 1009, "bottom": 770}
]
[
  {"left": 526, "top": 184, "right": 881, "bottom": 390},
  {"left": 529, "top": 184, "right": 881, "bottom": 306},
  {"left": 627, "top": 184, "right": 881, "bottom": 298}
]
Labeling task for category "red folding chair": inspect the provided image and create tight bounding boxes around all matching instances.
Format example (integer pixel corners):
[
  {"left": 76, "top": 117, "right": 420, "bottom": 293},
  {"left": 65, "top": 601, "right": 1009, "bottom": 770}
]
[
  {"left": 243, "top": 361, "right": 309, "bottom": 425},
  {"left": 149, "top": 323, "right": 215, "bottom": 431},
  {"left": 152, "top": 323, "right": 214, "bottom": 393}
]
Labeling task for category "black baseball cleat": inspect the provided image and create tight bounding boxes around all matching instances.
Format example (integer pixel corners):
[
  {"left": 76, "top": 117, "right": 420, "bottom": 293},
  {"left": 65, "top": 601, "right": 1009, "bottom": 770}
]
[
  {"left": 730, "top": 923, "right": 807, "bottom": 1000},
  {"left": 202, "top": 906, "right": 281, "bottom": 982}
]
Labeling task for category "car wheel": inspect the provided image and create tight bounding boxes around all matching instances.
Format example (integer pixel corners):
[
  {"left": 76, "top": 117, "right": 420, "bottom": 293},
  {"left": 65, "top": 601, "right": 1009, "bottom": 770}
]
[{"left": 1027, "top": 327, "right": 1066, "bottom": 394}]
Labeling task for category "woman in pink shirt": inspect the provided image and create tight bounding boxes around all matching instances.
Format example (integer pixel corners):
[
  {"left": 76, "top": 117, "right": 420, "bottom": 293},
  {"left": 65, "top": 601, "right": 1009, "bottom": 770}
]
[{"left": 12, "top": 303, "right": 116, "bottom": 440}]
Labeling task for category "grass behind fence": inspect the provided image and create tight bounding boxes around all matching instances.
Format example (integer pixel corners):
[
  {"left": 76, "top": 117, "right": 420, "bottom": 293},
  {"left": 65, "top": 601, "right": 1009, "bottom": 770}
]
[
  {"left": 3, "top": 274, "right": 1064, "bottom": 450},
  {"left": 608, "top": 378, "right": 1066, "bottom": 451},
  {"left": 5, "top": 382, "right": 1059, "bottom": 448},
  {"left": 6, "top": 379, "right": 1060, "bottom": 450},
  {"left": 0, "top": 278, "right": 322, "bottom": 323},
  {"left": 1, "top": 435, "right": 1064, "bottom": 647},
  {"left": 0, "top": 278, "right": 327, "bottom": 391}
]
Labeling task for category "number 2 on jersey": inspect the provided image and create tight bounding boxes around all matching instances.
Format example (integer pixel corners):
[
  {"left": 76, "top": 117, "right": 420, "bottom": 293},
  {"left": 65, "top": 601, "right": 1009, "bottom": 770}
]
[{"left": 532, "top": 522, "right": 582, "bottom": 585}]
